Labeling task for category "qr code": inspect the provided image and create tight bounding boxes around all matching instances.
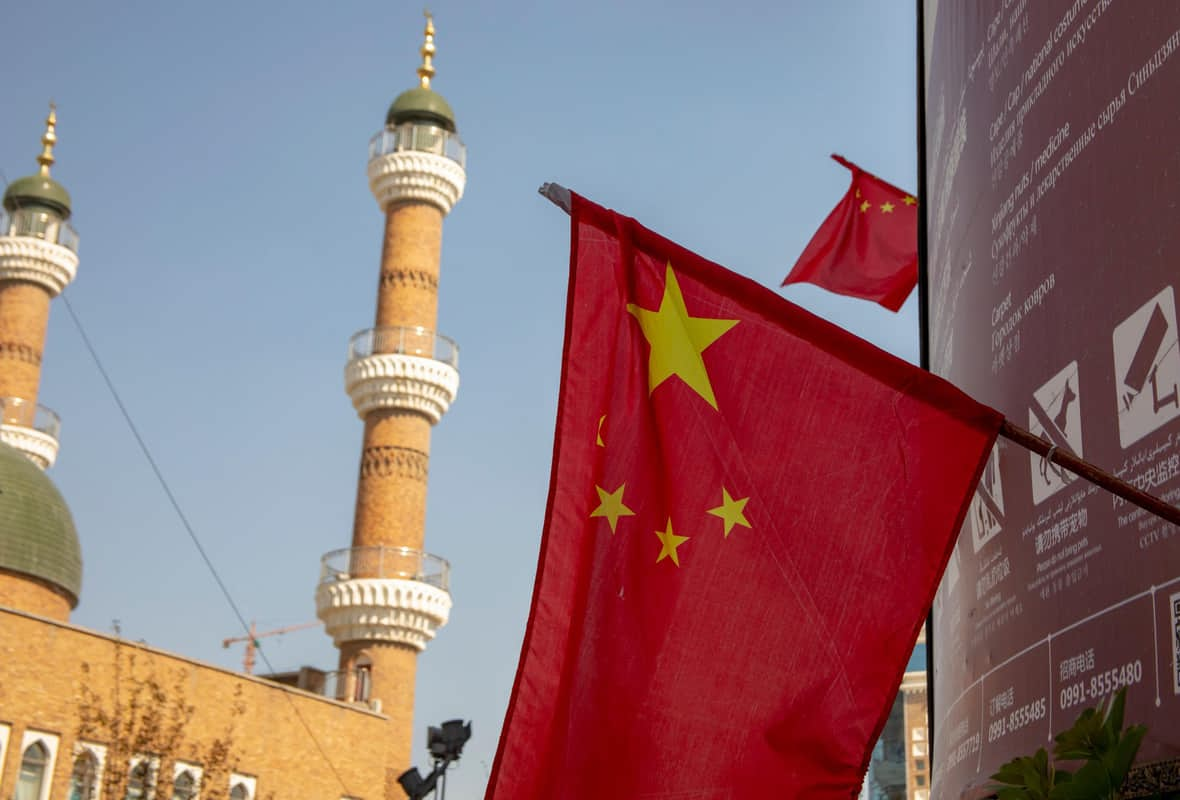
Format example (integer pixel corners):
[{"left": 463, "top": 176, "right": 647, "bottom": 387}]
[{"left": 1172, "top": 592, "right": 1180, "bottom": 694}]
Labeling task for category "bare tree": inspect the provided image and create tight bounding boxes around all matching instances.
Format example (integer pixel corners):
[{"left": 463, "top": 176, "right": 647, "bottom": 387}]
[{"left": 75, "top": 636, "right": 250, "bottom": 800}]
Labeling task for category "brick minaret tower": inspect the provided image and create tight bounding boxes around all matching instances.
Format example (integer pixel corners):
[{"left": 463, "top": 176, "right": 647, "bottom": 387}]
[
  {"left": 0, "top": 104, "right": 82, "bottom": 620},
  {"left": 316, "top": 13, "right": 466, "bottom": 773}
]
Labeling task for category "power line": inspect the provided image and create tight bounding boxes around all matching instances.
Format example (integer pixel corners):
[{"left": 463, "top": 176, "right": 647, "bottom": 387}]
[{"left": 59, "top": 290, "right": 353, "bottom": 796}]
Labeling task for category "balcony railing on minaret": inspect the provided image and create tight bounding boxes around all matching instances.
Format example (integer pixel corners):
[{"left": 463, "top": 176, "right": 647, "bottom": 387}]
[
  {"left": 0, "top": 397, "right": 61, "bottom": 469},
  {"left": 344, "top": 325, "right": 460, "bottom": 423},
  {"left": 367, "top": 123, "right": 466, "bottom": 214},
  {"left": 315, "top": 545, "right": 453, "bottom": 650},
  {"left": 0, "top": 208, "right": 79, "bottom": 297}
]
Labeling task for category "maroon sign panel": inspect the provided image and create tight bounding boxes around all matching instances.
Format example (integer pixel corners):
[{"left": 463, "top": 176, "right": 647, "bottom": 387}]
[{"left": 924, "top": 3, "right": 1180, "bottom": 797}]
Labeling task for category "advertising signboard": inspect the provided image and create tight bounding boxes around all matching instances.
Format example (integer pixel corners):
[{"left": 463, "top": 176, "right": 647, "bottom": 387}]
[{"left": 923, "top": 3, "right": 1180, "bottom": 796}]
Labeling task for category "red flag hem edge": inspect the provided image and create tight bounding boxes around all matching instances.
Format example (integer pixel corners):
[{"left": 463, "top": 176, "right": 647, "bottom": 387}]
[{"left": 483, "top": 192, "right": 594, "bottom": 800}]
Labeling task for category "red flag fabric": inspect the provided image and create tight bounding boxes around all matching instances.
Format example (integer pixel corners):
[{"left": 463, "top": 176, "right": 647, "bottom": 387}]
[
  {"left": 783, "top": 154, "right": 919, "bottom": 311},
  {"left": 487, "top": 191, "right": 1000, "bottom": 799}
]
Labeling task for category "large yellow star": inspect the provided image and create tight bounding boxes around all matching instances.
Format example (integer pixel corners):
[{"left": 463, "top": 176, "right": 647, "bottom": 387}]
[
  {"left": 590, "top": 483, "right": 634, "bottom": 534},
  {"left": 706, "top": 487, "right": 751, "bottom": 537},
  {"left": 654, "top": 519, "right": 689, "bottom": 566},
  {"left": 626, "top": 264, "right": 738, "bottom": 410}
]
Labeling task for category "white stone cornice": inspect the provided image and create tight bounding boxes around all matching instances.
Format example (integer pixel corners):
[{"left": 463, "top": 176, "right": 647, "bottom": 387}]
[
  {"left": 315, "top": 577, "right": 452, "bottom": 650},
  {"left": 0, "top": 236, "right": 78, "bottom": 296},
  {"left": 0, "top": 424, "right": 59, "bottom": 469},
  {"left": 344, "top": 353, "right": 459, "bottom": 424},
  {"left": 367, "top": 151, "right": 466, "bottom": 214}
]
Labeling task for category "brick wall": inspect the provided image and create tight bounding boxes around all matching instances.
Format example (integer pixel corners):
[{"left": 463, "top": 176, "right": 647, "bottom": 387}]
[
  {"left": 0, "top": 607, "right": 399, "bottom": 799},
  {"left": 0, "top": 570, "right": 70, "bottom": 622}
]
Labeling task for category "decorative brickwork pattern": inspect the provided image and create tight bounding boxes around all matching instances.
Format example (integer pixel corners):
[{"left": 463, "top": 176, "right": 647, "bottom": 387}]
[
  {"left": 0, "top": 342, "right": 41, "bottom": 366},
  {"left": 0, "top": 281, "right": 52, "bottom": 402},
  {"left": 379, "top": 269, "right": 438, "bottom": 293},
  {"left": 358, "top": 446, "right": 428, "bottom": 481}
]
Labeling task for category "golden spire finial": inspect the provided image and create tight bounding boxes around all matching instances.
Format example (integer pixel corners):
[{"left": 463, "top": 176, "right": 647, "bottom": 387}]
[
  {"left": 417, "top": 10, "right": 436, "bottom": 89},
  {"left": 37, "top": 102, "right": 58, "bottom": 177}
]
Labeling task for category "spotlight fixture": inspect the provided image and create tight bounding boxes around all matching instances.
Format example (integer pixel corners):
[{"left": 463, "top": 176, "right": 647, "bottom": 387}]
[
  {"left": 427, "top": 719, "right": 473, "bottom": 764},
  {"left": 397, "top": 767, "right": 438, "bottom": 800},
  {"left": 399, "top": 720, "right": 473, "bottom": 800}
]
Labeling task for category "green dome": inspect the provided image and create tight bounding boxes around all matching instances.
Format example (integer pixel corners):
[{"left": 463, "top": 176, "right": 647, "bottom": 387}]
[
  {"left": 3, "top": 173, "right": 72, "bottom": 219},
  {"left": 386, "top": 86, "right": 456, "bottom": 132},
  {"left": 0, "top": 443, "right": 81, "bottom": 606}
]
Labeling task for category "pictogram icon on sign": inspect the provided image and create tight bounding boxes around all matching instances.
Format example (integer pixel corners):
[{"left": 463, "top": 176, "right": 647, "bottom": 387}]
[
  {"left": 1028, "top": 360, "right": 1083, "bottom": 505},
  {"left": 1112, "top": 286, "right": 1180, "bottom": 448},
  {"left": 970, "top": 442, "right": 1004, "bottom": 552}
]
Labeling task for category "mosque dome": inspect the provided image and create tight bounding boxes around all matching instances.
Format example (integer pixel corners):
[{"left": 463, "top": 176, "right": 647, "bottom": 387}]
[{"left": 0, "top": 442, "right": 82, "bottom": 607}]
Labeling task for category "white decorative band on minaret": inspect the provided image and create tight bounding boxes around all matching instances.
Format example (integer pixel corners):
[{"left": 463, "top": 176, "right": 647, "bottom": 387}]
[
  {"left": 315, "top": 578, "right": 452, "bottom": 650},
  {"left": 0, "top": 236, "right": 78, "bottom": 296},
  {"left": 344, "top": 354, "right": 460, "bottom": 424},
  {"left": 368, "top": 151, "right": 467, "bottom": 214},
  {"left": 0, "top": 424, "right": 59, "bottom": 469}
]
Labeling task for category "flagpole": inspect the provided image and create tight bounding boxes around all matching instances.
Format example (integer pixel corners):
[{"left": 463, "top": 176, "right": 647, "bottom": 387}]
[
  {"left": 998, "top": 420, "right": 1180, "bottom": 525},
  {"left": 914, "top": 0, "right": 937, "bottom": 765},
  {"left": 538, "top": 182, "right": 571, "bottom": 213}
]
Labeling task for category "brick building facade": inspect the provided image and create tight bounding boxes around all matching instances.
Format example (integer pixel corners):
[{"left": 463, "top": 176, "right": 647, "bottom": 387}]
[{"left": 0, "top": 608, "right": 390, "bottom": 799}]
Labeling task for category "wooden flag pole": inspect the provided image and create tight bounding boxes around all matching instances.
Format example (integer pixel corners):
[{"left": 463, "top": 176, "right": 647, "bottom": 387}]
[
  {"left": 537, "top": 183, "right": 1180, "bottom": 528},
  {"left": 1000, "top": 420, "right": 1180, "bottom": 526}
]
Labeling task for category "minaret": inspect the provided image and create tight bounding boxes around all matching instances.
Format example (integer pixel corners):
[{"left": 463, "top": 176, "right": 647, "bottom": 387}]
[
  {"left": 0, "top": 105, "right": 82, "bottom": 620},
  {"left": 316, "top": 13, "right": 465, "bottom": 769}
]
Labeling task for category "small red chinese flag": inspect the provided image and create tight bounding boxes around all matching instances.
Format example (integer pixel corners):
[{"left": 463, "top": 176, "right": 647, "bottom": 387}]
[
  {"left": 783, "top": 154, "right": 919, "bottom": 311},
  {"left": 487, "top": 190, "right": 999, "bottom": 799}
]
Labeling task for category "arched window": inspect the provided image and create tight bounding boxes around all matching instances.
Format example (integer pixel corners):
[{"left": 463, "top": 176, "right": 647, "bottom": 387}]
[
  {"left": 125, "top": 760, "right": 153, "bottom": 800},
  {"left": 353, "top": 656, "right": 373, "bottom": 703},
  {"left": 69, "top": 750, "right": 100, "bottom": 800},
  {"left": 171, "top": 769, "right": 197, "bottom": 800},
  {"left": 230, "top": 783, "right": 250, "bottom": 800},
  {"left": 15, "top": 741, "right": 49, "bottom": 800}
]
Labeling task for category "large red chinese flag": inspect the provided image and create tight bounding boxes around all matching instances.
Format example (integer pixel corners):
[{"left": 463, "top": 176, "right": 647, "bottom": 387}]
[
  {"left": 487, "top": 190, "right": 999, "bottom": 799},
  {"left": 783, "top": 154, "right": 919, "bottom": 311}
]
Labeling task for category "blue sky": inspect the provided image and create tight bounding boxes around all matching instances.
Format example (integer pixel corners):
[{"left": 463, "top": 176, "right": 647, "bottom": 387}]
[{"left": 2, "top": 2, "right": 918, "bottom": 798}]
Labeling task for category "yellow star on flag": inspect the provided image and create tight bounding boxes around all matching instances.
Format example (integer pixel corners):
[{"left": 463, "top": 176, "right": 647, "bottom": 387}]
[
  {"left": 707, "top": 487, "right": 751, "bottom": 537},
  {"left": 859, "top": 200, "right": 871, "bottom": 213},
  {"left": 880, "top": 201, "right": 895, "bottom": 213},
  {"left": 654, "top": 519, "right": 689, "bottom": 566},
  {"left": 590, "top": 483, "right": 635, "bottom": 534},
  {"left": 626, "top": 263, "right": 738, "bottom": 410},
  {"left": 903, "top": 195, "right": 917, "bottom": 206},
  {"left": 596, "top": 414, "right": 606, "bottom": 447}
]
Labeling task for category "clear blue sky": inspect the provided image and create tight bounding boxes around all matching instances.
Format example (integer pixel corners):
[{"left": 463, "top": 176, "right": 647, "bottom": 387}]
[{"left": 2, "top": 3, "right": 918, "bottom": 798}]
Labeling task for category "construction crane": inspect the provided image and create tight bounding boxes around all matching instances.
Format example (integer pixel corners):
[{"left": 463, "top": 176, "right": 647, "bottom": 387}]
[{"left": 222, "top": 620, "right": 322, "bottom": 674}]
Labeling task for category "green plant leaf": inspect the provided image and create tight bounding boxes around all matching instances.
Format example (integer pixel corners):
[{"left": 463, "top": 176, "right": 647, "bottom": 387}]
[
  {"left": 1105, "top": 724, "right": 1147, "bottom": 786},
  {"left": 1106, "top": 688, "right": 1127, "bottom": 738},
  {"left": 1054, "top": 707, "right": 1107, "bottom": 761},
  {"left": 1048, "top": 759, "right": 1112, "bottom": 800},
  {"left": 993, "top": 753, "right": 1041, "bottom": 787}
]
